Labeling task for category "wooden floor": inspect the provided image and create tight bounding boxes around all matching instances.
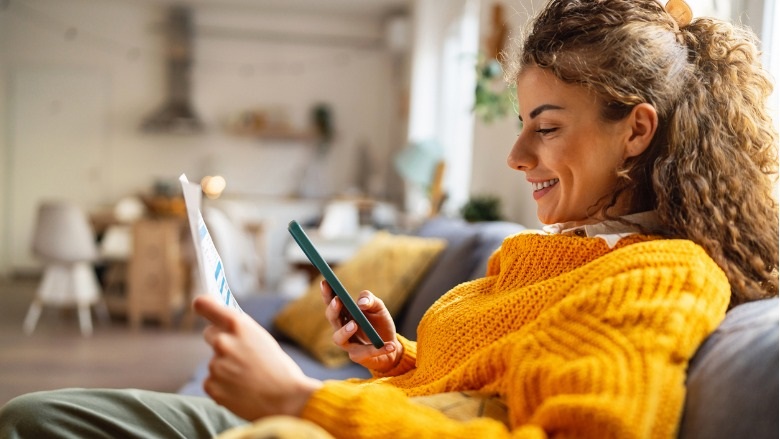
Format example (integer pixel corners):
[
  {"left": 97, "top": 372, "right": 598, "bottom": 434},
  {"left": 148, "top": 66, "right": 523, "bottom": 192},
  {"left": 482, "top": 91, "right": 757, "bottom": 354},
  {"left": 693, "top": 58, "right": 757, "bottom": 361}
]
[{"left": 0, "top": 276, "right": 211, "bottom": 406}]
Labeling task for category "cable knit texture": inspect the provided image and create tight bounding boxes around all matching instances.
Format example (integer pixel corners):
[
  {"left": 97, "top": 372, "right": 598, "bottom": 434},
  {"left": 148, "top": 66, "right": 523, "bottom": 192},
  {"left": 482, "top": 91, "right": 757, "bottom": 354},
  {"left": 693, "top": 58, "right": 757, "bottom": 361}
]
[{"left": 300, "top": 233, "right": 730, "bottom": 438}]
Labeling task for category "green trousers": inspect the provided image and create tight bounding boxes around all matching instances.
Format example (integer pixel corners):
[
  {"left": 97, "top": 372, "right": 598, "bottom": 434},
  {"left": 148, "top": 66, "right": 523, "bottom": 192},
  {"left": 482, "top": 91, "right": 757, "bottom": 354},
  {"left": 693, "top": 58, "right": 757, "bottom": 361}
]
[{"left": 0, "top": 388, "right": 247, "bottom": 438}]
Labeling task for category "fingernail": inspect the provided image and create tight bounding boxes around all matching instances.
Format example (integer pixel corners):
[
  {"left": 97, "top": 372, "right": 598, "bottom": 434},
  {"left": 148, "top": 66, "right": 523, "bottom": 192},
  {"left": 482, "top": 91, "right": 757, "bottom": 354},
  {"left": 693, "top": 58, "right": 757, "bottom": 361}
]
[
  {"left": 345, "top": 321, "right": 356, "bottom": 331},
  {"left": 331, "top": 298, "right": 338, "bottom": 308},
  {"left": 385, "top": 343, "right": 395, "bottom": 352},
  {"left": 358, "top": 297, "right": 369, "bottom": 306}
]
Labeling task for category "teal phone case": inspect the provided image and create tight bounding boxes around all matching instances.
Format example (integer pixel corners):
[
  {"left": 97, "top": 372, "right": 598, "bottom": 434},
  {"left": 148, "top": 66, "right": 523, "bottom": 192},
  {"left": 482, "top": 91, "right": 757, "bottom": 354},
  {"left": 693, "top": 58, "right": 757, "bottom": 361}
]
[{"left": 287, "top": 220, "right": 384, "bottom": 349}]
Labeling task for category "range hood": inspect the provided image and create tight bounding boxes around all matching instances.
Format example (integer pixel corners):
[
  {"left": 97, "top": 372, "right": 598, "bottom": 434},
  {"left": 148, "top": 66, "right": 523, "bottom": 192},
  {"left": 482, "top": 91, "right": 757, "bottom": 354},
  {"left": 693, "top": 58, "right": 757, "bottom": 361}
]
[{"left": 141, "top": 5, "right": 204, "bottom": 134}]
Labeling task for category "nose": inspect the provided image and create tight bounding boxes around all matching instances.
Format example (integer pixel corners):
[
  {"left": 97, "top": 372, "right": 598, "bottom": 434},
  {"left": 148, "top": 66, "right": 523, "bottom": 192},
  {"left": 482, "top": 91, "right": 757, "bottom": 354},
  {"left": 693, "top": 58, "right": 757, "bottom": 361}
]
[{"left": 507, "top": 132, "right": 534, "bottom": 171}]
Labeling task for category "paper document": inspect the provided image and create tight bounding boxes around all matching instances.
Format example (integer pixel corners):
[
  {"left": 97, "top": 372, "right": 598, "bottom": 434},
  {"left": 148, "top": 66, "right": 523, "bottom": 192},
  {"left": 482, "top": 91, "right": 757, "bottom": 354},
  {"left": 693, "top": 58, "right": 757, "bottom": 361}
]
[{"left": 179, "top": 174, "right": 242, "bottom": 311}]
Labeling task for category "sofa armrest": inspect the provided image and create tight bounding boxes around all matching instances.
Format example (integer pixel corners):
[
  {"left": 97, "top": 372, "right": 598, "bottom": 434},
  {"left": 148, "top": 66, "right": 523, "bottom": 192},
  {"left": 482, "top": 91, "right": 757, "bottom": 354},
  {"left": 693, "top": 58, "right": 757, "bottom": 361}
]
[
  {"left": 240, "top": 294, "right": 290, "bottom": 334},
  {"left": 679, "top": 297, "right": 779, "bottom": 439}
]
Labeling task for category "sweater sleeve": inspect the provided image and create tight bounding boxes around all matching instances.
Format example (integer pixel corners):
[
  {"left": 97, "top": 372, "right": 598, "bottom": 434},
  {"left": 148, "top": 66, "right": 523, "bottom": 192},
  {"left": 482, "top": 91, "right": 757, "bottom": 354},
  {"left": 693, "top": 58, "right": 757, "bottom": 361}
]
[
  {"left": 300, "top": 242, "right": 730, "bottom": 438},
  {"left": 370, "top": 334, "right": 417, "bottom": 378}
]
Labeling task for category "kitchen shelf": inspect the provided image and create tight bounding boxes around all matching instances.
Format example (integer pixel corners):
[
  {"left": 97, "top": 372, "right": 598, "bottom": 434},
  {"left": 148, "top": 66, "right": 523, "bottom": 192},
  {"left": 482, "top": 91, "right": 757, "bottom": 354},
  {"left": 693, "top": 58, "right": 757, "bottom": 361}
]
[{"left": 228, "top": 127, "right": 317, "bottom": 142}]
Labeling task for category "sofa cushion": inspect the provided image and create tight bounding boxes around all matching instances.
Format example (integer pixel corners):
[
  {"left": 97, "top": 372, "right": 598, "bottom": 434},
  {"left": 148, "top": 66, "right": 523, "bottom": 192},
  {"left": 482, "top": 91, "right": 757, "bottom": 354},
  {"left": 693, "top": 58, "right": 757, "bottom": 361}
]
[
  {"left": 397, "top": 219, "right": 527, "bottom": 340},
  {"left": 397, "top": 217, "right": 481, "bottom": 339},
  {"left": 678, "top": 297, "right": 779, "bottom": 439},
  {"left": 468, "top": 221, "right": 527, "bottom": 279},
  {"left": 273, "top": 231, "right": 446, "bottom": 367}
]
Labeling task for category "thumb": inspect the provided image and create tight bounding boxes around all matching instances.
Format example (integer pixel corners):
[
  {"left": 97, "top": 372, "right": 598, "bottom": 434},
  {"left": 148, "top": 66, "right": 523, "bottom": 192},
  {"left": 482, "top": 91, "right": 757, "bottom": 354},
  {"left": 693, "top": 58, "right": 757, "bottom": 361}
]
[{"left": 356, "top": 290, "right": 385, "bottom": 313}]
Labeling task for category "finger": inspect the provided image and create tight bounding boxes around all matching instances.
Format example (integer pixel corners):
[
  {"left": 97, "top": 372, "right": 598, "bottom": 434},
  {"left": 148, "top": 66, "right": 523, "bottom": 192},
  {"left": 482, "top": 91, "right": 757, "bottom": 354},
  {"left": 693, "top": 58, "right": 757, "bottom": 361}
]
[
  {"left": 319, "top": 279, "right": 335, "bottom": 305},
  {"left": 330, "top": 319, "right": 370, "bottom": 346},
  {"left": 203, "top": 376, "right": 223, "bottom": 402},
  {"left": 324, "top": 296, "right": 344, "bottom": 330},
  {"left": 202, "top": 324, "right": 220, "bottom": 347},
  {"left": 194, "top": 295, "right": 237, "bottom": 330},
  {"left": 202, "top": 325, "right": 233, "bottom": 356},
  {"left": 321, "top": 280, "right": 352, "bottom": 325},
  {"left": 208, "top": 354, "right": 242, "bottom": 378},
  {"left": 333, "top": 319, "right": 370, "bottom": 346},
  {"left": 348, "top": 341, "right": 396, "bottom": 364},
  {"left": 203, "top": 368, "right": 243, "bottom": 402}
]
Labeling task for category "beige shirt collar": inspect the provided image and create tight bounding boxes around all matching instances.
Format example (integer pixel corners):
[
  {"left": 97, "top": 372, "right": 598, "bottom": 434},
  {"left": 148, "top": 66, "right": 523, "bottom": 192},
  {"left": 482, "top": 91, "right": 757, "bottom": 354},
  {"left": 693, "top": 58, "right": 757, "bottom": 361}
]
[{"left": 542, "top": 211, "right": 662, "bottom": 248}]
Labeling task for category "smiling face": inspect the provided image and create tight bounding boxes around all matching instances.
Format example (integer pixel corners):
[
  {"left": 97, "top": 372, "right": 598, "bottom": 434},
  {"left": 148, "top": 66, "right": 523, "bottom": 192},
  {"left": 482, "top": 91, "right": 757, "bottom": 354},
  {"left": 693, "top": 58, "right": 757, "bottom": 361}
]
[{"left": 508, "top": 65, "right": 638, "bottom": 226}]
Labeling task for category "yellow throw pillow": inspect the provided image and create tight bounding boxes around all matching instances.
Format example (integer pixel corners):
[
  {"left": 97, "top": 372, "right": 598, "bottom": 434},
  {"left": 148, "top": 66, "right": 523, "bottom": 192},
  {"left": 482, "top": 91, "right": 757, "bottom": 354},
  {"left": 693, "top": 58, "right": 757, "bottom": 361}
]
[{"left": 274, "top": 231, "right": 446, "bottom": 367}]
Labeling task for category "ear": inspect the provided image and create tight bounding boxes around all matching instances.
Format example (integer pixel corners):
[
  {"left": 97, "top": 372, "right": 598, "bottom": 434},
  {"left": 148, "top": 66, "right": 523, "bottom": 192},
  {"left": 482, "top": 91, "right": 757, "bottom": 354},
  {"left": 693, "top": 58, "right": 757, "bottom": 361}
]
[{"left": 624, "top": 103, "right": 658, "bottom": 159}]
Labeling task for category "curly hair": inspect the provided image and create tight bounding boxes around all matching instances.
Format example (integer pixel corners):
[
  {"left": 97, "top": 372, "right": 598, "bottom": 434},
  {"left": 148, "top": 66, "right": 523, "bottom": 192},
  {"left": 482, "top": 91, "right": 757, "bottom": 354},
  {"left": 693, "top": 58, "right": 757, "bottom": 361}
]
[{"left": 503, "top": 0, "right": 779, "bottom": 306}]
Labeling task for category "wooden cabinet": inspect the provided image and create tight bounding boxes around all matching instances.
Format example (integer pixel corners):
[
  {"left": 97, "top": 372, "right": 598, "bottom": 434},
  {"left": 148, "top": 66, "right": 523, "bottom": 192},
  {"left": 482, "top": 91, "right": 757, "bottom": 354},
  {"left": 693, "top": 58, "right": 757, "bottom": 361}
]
[{"left": 127, "top": 219, "right": 188, "bottom": 329}]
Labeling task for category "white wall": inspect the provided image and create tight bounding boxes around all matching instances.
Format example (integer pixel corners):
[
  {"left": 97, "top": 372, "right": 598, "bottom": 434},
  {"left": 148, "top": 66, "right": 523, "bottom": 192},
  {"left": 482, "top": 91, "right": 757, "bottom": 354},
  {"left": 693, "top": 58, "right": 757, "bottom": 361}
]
[
  {"left": 405, "top": 0, "right": 479, "bottom": 219},
  {"left": 400, "top": 0, "right": 546, "bottom": 228},
  {"left": 0, "top": 0, "right": 405, "bottom": 273},
  {"left": 469, "top": 0, "right": 546, "bottom": 229},
  {"left": 0, "top": 4, "right": 9, "bottom": 274}
]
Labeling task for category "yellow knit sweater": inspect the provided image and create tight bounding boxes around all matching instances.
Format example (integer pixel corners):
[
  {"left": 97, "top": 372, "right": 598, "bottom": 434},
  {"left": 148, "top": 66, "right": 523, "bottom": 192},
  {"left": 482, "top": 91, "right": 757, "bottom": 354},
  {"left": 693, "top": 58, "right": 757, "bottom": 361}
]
[{"left": 300, "top": 232, "right": 730, "bottom": 438}]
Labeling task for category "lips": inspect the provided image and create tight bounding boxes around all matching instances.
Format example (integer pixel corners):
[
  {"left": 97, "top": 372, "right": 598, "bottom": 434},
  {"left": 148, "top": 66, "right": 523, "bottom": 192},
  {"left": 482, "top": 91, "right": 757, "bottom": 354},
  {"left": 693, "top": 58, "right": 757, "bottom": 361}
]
[{"left": 531, "top": 178, "right": 559, "bottom": 200}]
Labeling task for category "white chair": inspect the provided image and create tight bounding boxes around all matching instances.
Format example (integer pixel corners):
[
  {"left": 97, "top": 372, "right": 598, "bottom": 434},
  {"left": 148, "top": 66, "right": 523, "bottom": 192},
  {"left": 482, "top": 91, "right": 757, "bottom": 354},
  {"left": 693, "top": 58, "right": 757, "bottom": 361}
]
[{"left": 23, "top": 201, "right": 105, "bottom": 336}]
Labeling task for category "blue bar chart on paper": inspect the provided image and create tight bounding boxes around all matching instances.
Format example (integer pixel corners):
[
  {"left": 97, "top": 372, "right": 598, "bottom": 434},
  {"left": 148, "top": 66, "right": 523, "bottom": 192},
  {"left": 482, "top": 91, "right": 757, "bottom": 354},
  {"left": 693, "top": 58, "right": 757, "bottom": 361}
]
[{"left": 179, "top": 174, "right": 242, "bottom": 312}]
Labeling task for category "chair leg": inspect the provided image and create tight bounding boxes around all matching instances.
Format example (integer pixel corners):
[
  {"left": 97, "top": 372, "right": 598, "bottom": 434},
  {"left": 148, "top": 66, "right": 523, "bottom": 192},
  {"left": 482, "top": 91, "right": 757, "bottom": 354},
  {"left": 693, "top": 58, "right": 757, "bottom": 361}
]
[
  {"left": 94, "top": 299, "right": 111, "bottom": 325},
  {"left": 23, "top": 299, "right": 43, "bottom": 335},
  {"left": 30, "top": 263, "right": 104, "bottom": 335},
  {"left": 77, "top": 303, "right": 93, "bottom": 337}
]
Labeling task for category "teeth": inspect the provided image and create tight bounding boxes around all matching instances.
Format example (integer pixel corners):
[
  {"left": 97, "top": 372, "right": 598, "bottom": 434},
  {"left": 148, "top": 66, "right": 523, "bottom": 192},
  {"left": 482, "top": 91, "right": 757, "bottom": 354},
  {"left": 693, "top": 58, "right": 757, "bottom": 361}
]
[{"left": 532, "top": 178, "right": 559, "bottom": 191}]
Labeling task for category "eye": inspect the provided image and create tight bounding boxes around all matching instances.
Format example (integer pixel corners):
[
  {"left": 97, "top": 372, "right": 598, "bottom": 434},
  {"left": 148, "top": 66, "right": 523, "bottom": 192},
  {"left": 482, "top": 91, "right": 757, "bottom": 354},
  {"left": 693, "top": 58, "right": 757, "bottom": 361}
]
[{"left": 535, "top": 127, "right": 558, "bottom": 135}]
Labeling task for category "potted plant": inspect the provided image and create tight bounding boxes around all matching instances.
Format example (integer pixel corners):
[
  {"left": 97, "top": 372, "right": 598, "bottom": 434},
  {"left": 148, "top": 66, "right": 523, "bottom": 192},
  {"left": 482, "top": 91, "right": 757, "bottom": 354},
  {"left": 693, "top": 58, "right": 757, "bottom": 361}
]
[{"left": 461, "top": 195, "right": 503, "bottom": 222}]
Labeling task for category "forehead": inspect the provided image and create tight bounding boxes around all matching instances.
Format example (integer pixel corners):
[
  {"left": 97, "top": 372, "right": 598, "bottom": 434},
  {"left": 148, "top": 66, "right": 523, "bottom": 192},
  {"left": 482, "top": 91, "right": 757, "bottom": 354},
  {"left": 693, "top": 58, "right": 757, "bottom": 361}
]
[{"left": 516, "top": 66, "right": 599, "bottom": 115}]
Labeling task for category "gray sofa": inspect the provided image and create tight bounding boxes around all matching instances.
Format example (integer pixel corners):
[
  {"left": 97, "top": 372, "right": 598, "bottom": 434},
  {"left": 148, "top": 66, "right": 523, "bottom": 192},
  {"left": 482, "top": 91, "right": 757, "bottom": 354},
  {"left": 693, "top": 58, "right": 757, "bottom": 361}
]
[{"left": 179, "top": 217, "right": 779, "bottom": 438}]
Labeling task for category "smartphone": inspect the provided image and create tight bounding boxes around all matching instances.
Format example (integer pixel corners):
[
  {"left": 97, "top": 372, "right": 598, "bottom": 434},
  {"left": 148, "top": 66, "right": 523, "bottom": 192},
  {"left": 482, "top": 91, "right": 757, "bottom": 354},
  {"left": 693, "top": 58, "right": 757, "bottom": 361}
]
[{"left": 287, "top": 220, "right": 384, "bottom": 349}]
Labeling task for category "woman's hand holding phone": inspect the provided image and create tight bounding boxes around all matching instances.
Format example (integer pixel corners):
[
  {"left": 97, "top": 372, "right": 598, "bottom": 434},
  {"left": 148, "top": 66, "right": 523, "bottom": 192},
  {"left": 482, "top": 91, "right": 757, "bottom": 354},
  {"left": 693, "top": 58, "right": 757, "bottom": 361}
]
[{"left": 320, "top": 280, "right": 403, "bottom": 373}]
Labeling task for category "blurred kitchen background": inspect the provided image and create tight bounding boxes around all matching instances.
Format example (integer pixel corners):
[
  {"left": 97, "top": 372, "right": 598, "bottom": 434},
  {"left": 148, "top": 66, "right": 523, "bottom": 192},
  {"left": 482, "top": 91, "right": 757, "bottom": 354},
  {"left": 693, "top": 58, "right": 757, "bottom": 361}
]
[{"left": 0, "top": 0, "right": 776, "bottom": 298}]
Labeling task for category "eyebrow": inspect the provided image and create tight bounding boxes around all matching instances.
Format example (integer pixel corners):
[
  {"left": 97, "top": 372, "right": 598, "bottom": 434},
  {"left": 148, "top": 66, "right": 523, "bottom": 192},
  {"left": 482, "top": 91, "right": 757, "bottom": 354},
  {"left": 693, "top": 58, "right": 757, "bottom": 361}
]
[{"left": 518, "top": 104, "right": 565, "bottom": 122}]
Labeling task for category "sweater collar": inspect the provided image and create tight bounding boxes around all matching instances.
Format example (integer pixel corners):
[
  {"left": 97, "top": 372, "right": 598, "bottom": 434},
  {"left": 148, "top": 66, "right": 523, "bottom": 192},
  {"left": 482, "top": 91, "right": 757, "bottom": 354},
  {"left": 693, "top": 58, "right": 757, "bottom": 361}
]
[{"left": 542, "top": 211, "right": 662, "bottom": 248}]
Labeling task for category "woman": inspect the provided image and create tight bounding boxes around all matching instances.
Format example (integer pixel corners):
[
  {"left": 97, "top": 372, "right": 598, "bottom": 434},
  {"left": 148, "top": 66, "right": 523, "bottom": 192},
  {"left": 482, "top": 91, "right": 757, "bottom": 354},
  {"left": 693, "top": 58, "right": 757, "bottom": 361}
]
[{"left": 1, "top": 0, "right": 777, "bottom": 437}]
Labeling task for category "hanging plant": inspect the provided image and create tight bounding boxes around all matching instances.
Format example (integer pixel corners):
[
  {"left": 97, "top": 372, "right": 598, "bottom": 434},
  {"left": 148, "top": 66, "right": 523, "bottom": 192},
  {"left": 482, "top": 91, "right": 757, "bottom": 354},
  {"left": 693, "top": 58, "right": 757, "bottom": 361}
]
[{"left": 473, "top": 53, "right": 516, "bottom": 124}]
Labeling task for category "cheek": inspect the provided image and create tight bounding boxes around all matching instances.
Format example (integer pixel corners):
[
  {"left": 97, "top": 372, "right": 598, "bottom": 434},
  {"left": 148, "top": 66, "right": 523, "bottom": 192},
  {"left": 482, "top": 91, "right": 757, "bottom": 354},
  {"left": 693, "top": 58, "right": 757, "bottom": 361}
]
[
  {"left": 555, "top": 153, "right": 616, "bottom": 203},
  {"left": 569, "top": 140, "right": 623, "bottom": 181}
]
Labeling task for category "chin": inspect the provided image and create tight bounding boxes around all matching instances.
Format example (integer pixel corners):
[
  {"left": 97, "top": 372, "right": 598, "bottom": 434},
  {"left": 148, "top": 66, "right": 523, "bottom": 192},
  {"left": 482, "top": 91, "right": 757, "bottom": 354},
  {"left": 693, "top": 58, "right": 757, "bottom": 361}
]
[
  {"left": 536, "top": 212, "right": 558, "bottom": 225},
  {"left": 535, "top": 201, "right": 564, "bottom": 225}
]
